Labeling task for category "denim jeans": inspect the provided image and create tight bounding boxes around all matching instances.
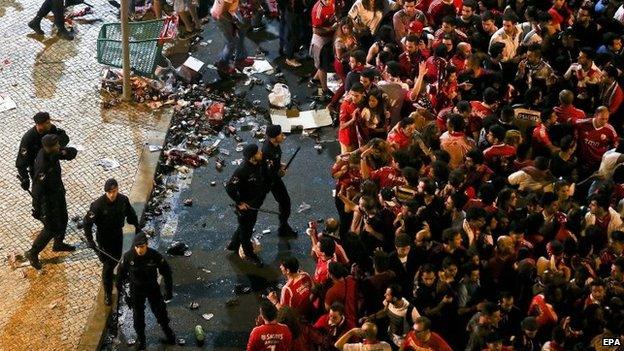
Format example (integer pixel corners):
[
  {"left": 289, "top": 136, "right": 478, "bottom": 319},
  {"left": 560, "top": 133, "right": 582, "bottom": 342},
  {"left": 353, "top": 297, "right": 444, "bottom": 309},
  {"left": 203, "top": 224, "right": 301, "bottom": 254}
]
[{"left": 216, "top": 13, "right": 248, "bottom": 65}]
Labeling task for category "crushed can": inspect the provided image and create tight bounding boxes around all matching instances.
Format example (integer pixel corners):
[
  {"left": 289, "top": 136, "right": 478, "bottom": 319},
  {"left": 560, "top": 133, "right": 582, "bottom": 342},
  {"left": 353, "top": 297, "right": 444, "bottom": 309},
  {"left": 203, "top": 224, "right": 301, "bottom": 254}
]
[{"left": 195, "top": 325, "right": 205, "bottom": 345}]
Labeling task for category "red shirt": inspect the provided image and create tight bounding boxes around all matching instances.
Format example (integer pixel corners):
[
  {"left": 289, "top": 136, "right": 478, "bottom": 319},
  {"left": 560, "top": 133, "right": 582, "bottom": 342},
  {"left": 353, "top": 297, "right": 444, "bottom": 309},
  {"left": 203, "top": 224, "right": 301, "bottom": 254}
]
[
  {"left": 575, "top": 118, "right": 618, "bottom": 166},
  {"left": 554, "top": 104, "right": 586, "bottom": 124},
  {"left": 324, "top": 276, "right": 358, "bottom": 325},
  {"left": 247, "top": 322, "right": 293, "bottom": 351},
  {"left": 399, "top": 51, "right": 426, "bottom": 80},
  {"left": 428, "top": 0, "right": 460, "bottom": 27},
  {"left": 528, "top": 294, "right": 558, "bottom": 327},
  {"left": 402, "top": 330, "right": 453, "bottom": 351},
  {"left": 311, "top": 0, "right": 335, "bottom": 34},
  {"left": 281, "top": 272, "right": 313, "bottom": 318},
  {"left": 370, "top": 166, "right": 405, "bottom": 188},
  {"left": 314, "top": 255, "right": 337, "bottom": 285},
  {"left": 338, "top": 99, "right": 358, "bottom": 147},
  {"left": 387, "top": 128, "right": 411, "bottom": 150},
  {"left": 483, "top": 144, "right": 516, "bottom": 169}
]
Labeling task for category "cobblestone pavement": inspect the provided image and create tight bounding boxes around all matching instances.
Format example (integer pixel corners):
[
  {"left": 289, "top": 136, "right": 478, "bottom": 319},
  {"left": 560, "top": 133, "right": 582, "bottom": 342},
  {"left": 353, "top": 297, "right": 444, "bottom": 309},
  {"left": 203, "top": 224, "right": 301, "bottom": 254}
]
[{"left": 0, "top": 1, "right": 169, "bottom": 349}]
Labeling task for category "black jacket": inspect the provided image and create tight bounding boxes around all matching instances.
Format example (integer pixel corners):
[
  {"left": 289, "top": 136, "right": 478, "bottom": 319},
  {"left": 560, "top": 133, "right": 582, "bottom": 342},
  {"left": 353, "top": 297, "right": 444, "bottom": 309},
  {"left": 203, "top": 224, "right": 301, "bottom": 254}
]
[
  {"left": 16, "top": 125, "right": 69, "bottom": 181},
  {"left": 262, "top": 140, "right": 282, "bottom": 185},
  {"left": 226, "top": 160, "right": 268, "bottom": 207},
  {"left": 84, "top": 194, "right": 139, "bottom": 244},
  {"left": 117, "top": 247, "right": 173, "bottom": 296},
  {"left": 31, "top": 147, "right": 77, "bottom": 217}
]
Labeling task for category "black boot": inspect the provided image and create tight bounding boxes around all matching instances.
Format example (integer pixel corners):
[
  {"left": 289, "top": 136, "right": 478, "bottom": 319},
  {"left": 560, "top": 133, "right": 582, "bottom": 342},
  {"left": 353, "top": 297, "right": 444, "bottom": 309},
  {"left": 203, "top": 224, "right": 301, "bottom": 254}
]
[
  {"left": 53, "top": 242, "right": 76, "bottom": 252},
  {"left": 24, "top": 250, "right": 42, "bottom": 270},
  {"left": 56, "top": 27, "right": 74, "bottom": 41},
  {"left": 104, "top": 291, "right": 112, "bottom": 306},
  {"left": 135, "top": 337, "right": 146, "bottom": 350},
  {"left": 278, "top": 224, "right": 297, "bottom": 237},
  {"left": 162, "top": 326, "right": 176, "bottom": 345},
  {"left": 28, "top": 17, "right": 44, "bottom": 35}
]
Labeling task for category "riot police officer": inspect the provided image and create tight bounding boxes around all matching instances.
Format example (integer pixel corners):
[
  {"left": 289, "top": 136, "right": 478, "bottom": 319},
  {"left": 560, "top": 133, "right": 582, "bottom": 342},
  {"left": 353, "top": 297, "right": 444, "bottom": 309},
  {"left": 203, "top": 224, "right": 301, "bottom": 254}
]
[
  {"left": 263, "top": 125, "right": 297, "bottom": 237},
  {"left": 25, "top": 134, "right": 77, "bottom": 270},
  {"left": 84, "top": 178, "right": 140, "bottom": 306},
  {"left": 225, "top": 143, "right": 267, "bottom": 267},
  {"left": 117, "top": 233, "right": 176, "bottom": 350},
  {"left": 16, "top": 112, "right": 69, "bottom": 192}
]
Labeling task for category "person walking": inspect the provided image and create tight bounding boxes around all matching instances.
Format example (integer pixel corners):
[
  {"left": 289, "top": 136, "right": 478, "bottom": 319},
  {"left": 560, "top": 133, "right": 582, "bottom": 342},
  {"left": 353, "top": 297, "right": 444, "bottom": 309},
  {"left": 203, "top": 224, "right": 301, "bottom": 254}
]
[
  {"left": 225, "top": 144, "right": 268, "bottom": 266},
  {"left": 263, "top": 125, "right": 297, "bottom": 237},
  {"left": 16, "top": 112, "right": 69, "bottom": 193},
  {"left": 24, "top": 134, "right": 77, "bottom": 270},
  {"left": 27, "top": 0, "right": 74, "bottom": 40},
  {"left": 84, "top": 178, "right": 140, "bottom": 306},
  {"left": 210, "top": 0, "right": 254, "bottom": 74},
  {"left": 116, "top": 233, "right": 176, "bottom": 350}
]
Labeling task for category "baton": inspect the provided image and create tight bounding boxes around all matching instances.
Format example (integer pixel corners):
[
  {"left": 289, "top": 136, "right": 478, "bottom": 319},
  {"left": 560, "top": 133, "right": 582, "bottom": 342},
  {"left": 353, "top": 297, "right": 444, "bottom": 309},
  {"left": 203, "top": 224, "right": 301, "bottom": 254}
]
[
  {"left": 229, "top": 204, "right": 280, "bottom": 215},
  {"left": 78, "top": 234, "right": 121, "bottom": 263},
  {"left": 284, "top": 146, "right": 301, "bottom": 171},
  {"left": 16, "top": 175, "right": 33, "bottom": 196}
]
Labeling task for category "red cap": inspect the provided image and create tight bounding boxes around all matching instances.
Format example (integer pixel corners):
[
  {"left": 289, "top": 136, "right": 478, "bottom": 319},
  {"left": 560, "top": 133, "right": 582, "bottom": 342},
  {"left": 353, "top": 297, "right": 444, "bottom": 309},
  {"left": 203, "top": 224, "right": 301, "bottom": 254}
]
[
  {"left": 548, "top": 8, "right": 564, "bottom": 25},
  {"left": 408, "top": 20, "right": 424, "bottom": 33}
]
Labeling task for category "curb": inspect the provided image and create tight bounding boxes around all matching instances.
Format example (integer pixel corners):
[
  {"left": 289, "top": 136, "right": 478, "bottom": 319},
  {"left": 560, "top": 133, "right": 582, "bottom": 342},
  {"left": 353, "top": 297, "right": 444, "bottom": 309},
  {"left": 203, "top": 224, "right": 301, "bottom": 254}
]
[{"left": 76, "top": 110, "right": 173, "bottom": 351}]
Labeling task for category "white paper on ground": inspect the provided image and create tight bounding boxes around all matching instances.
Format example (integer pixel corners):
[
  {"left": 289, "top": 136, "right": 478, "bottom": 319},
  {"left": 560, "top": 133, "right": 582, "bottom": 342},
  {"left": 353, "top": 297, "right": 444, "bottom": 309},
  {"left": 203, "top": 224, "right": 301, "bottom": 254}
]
[
  {"left": 327, "top": 73, "right": 340, "bottom": 93},
  {"left": 269, "top": 108, "right": 332, "bottom": 133},
  {"left": 0, "top": 93, "right": 16, "bottom": 113},
  {"left": 252, "top": 59, "right": 273, "bottom": 73},
  {"left": 183, "top": 56, "right": 204, "bottom": 72}
]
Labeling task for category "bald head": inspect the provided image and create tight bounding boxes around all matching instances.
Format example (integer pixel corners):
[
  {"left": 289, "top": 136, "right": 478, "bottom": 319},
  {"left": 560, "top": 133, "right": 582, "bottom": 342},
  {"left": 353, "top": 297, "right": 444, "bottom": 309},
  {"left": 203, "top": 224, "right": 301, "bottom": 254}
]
[{"left": 361, "top": 322, "right": 378, "bottom": 340}]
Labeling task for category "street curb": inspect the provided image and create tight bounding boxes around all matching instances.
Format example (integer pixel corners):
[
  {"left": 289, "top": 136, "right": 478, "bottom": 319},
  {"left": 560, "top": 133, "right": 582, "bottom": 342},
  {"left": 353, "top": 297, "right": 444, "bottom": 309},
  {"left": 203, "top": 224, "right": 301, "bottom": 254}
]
[{"left": 77, "top": 109, "right": 173, "bottom": 351}]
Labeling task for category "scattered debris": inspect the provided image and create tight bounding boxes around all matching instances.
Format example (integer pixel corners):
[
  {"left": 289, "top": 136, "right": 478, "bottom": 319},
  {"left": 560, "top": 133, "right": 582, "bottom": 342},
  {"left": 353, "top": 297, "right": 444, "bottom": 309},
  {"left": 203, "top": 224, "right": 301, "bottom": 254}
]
[
  {"left": 195, "top": 325, "right": 205, "bottom": 345},
  {"left": 234, "top": 284, "right": 252, "bottom": 295},
  {"left": 0, "top": 93, "right": 17, "bottom": 113},
  {"left": 202, "top": 313, "right": 214, "bottom": 321},
  {"left": 189, "top": 302, "right": 200, "bottom": 310},
  {"left": 268, "top": 83, "right": 291, "bottom": 108},
  {"left": 183, "top": 198, "right": 193, "bottom": 206},
  {"left": 297, "top": 202, "right": 311, "bottom": 213},
  {"left": 96, "top": 158, "right": 120, "bottom": 171},
  {"left": 148, "top": 144, "right": 163, "bottom": 152},
  {"left": 262, "top": 229, "right": 271, "bottom": 234}
]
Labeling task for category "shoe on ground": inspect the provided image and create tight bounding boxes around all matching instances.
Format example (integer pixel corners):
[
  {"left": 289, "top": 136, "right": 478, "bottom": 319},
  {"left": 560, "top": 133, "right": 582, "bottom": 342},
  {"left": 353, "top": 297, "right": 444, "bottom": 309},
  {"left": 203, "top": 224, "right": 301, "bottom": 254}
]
[
  {"left": 307, "top": 78, "right": 320, "bottom": 88},
  {"left": 163, "top": 328, "right": 176, "bottom": 345},
  {"left": 278, "top": 225, "right": 298, "bottom": 237},
  {"left": 235, "top": 57, "right": 254, "bottom": 70},
  {"left": 135, "top": 340, "right": 146, "bottom": 351},
  {"left": 104, "top": 292, "right": 112, "bottom": 306},
  {"left": 28, "top": 18, "right": 44, "bottom": 35},
  {"left": 225, "top": 241, "right": 238, "bottom": 251},
  {"left": 57, "top": 29, "right": 74, "bottom": 40},
  {"left": 285, "top": 58, "right": 302, "bottom": 67},
  {"left": 53, "top": 242, "right": 76, "bottom": 252},
  {"left": 216, "top": 62, "right": 236, "bottom": 75},
  {"left": 24, "top": 250, "right": 42, "bottom": 270}
]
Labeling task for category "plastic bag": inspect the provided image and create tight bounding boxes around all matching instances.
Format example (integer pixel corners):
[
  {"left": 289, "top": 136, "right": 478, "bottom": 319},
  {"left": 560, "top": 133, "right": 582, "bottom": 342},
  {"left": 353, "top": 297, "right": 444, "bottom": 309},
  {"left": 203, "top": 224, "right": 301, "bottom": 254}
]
[{"left": 268, "top": 83, "right": 291, "bottom": 107}]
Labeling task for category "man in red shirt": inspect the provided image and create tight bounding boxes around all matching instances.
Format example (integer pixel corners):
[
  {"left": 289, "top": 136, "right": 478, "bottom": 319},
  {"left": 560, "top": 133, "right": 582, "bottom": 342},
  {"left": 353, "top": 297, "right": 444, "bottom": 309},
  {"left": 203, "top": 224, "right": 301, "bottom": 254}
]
[
  {"left": 575, "top": 106, "right": 619, "bottom": 174},
  {"left": 313, "top": 302, "right": 356, "bottom": 350},
  {"left": 483, "top": 125, "right": 516, "bottom": 174},
  {"left": 310, "top": 0, "right": 336, "bottom": 94},
  {"left": 428, "top": 0, "right": 459, "bottom": 27},
  {"left": 399, "top": 36, "right": 427, "bottom": 80},
  {"left": 532, "top": 108, "right": 560, "bottom": 158},
  {"left": 324, "top": 262, "right": 358, "bottom": 326},
  {"left": 268, "top": 257, "right": 313, "bottom": 320},
  {"left": 401, "top": 316, "right": 452, "bottom": 351},
  {"left": 247, "top": 301, "right": 293, "bottom": 351},
  {"left": 554, "top": 89, "right": 586, "bottom": 124},
  {"left": 387, "top": 117, "right": 417, "bottom": 150}
]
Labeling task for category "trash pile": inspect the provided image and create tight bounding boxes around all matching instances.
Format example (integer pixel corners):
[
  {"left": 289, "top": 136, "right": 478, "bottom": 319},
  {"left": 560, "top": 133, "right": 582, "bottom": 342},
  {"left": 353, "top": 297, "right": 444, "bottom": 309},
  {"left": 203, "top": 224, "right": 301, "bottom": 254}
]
[{"left": 100, "top": 66, "right": 177, "bottom": 109}]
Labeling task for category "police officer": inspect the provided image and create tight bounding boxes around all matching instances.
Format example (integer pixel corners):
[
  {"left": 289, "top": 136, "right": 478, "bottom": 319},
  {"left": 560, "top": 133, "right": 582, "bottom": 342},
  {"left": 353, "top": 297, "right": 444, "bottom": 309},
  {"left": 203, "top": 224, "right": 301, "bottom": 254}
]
[
  {"left": 117, "top": 233, "right": 176, "bottom": 350},
  {"left": 225, "top": 143, "right": 267, "bottom": 267},
  {"left": 16, "top": 112, "right": 69, "bottom": 192},
  {"left": 263, "top": 125, "right": 297, "bottom": 237},
  {"left": 84, "top": 178, "right": 140, "bottom": 306},
  {"left": 24, "top": 134, "right": 77, "bottom": 270}
]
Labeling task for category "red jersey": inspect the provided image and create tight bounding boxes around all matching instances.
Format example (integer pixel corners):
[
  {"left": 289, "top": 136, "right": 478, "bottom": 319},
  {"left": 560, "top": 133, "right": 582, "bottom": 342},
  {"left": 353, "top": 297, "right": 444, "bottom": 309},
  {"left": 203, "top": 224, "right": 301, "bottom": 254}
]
[
  {"left": 554, "top": 104, "right": 586, "bottom": 124},
  {"left": 575, "top": 119, "right": 618, "bottom": 166},
  {"left": 402, "top": 330, "right": 453, "bottom": 351},
  {"left": 528, "top": 294, "right": 558, "bottom": 327},
  {"left": 247, "top": 322, "right": 293, "bottom": 351},
  {"left": 314, "top": 255, "right": 336, "bottom": 285},
  {"left": 483, "top": 144, "right": 516, "bottom": 171},
  {"left": 399, "top": 51, "right": 426, "bottom": 80},
  {"left": 338, "top": 99, "right": 358, "bottom": 147},
  {"left": 281, "top": 272, "right": 313, "bottom": 317},
  {"left": 387, "top": 128, "right": 411, "bottom": 150},
  {"left": 311, "top": 0, "right": 335, "bottom": 33},
  {"left": 370, "top": 166, "right": 405, "bottom": 188},
  {"left": 324, "top": 276, "right": 358, "bottom": 325}
]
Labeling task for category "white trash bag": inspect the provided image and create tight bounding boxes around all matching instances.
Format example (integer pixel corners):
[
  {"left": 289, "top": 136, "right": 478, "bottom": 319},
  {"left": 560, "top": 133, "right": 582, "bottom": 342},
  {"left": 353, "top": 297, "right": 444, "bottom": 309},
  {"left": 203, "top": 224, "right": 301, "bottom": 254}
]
[{"left": 268, "top": 83, "right": 291, "bottom": 107}]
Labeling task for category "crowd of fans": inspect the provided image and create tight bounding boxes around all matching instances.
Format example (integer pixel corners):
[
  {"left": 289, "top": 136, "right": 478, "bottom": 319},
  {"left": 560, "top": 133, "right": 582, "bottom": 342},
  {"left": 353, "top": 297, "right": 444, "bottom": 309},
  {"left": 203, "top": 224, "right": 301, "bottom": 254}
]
[{"left": 248, "top": 0, "right": 624, "bottom": 350}]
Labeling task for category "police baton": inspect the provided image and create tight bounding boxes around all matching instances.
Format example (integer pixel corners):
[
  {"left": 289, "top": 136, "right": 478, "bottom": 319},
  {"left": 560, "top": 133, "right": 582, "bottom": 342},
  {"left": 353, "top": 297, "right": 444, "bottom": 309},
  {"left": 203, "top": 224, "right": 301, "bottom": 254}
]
[
  {"left": 77, "top": 234, "right": 121, "bottom": 263},
  {"left": 229, "top": 204, "right": 280, "bottom": 216},
  {"left": 283, "top": 146, "right": 301, "bottom": 171},
  {"left": 16, "top": 175, "right": 32, "bottom": 196}
]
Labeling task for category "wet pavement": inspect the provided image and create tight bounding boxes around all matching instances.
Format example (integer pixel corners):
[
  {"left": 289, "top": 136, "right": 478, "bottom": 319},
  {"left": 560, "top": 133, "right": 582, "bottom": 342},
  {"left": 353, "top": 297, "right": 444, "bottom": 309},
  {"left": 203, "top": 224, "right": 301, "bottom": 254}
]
[{"left": 105, "top": 18, "right": 340, "bottom": 350}]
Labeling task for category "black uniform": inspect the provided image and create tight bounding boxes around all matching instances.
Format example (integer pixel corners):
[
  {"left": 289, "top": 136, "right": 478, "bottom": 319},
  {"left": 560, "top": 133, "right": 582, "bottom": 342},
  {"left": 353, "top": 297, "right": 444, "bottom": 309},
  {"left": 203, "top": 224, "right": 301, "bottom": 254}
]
[
  {"left": 117, "top": 247, "right": 174, "bottom": 345},
  {"left": 262, "top": 140, "right": 292, "bottom": 230},
  {"left": 30, "top": 147, "right": 77, "bottom": 255},
  {"left": 84, "top": 194, "right": 139, "bottom": 297},
  {"left": 225, "top": 159, "right": 268, "bottom": 259},
  {"left": 15, "top": 125, "right": 69, "bottom": 189}
]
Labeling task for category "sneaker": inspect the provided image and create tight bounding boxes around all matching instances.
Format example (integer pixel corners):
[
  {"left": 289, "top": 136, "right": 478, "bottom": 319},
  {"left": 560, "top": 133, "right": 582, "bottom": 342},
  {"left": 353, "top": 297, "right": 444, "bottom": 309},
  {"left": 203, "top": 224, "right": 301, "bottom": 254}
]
[
  {"left": 28, "top": 18, "right": 44, "bottom": 35},
  {"left": 57, "top": 29, "right": 74, "bottom": 41},
  {"left": 53, "top": 242, "right": 76, "bottom": 252},
  {"left": 285, "top": 58, "right": 302, "bottom": 67},
  {"left": 24, "top": 250, "right": 42, "bottom": 270}
]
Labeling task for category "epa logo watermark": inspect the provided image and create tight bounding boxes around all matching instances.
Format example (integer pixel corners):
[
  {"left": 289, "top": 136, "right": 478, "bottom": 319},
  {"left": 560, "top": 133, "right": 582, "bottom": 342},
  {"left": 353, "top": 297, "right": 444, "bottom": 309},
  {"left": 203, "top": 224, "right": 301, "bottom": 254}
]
[{"left": 602, "top": 338, "right": 622, "bottom": 347}]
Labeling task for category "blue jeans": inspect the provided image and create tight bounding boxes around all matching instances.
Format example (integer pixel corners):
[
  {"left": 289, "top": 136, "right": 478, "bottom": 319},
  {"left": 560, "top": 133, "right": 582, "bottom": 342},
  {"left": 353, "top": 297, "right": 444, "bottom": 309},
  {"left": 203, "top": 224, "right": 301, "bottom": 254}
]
[{"left": 216, "top": 14, "right": 248, "bottom": 65}]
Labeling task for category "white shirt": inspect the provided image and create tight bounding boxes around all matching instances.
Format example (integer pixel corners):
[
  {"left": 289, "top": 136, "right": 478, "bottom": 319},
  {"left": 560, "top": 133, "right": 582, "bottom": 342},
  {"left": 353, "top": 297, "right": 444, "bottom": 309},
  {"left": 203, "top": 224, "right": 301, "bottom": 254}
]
[
  {"left": 598, "top": 148, "right": 622, "bottom": 179},
  {"left": 489, "top": 24, "right": 523, "bottom": 62}
]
